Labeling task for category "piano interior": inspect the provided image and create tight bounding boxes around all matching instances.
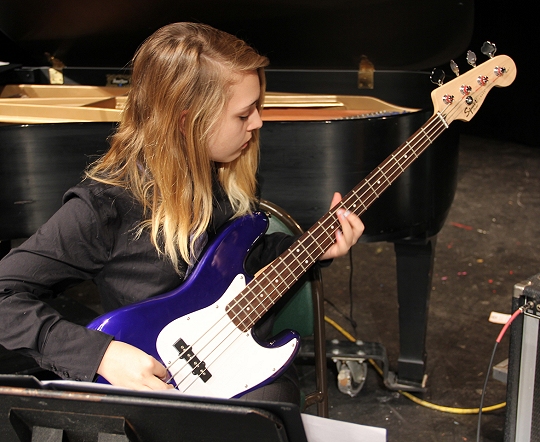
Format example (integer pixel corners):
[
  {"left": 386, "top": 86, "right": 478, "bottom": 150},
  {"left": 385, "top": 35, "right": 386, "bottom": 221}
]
[{"left": 0, "top": 84, "right": 418, "bottom": 124}]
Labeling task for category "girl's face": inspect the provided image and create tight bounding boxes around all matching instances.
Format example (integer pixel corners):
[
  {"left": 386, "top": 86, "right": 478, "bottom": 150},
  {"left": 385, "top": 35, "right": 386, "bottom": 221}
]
[{"left": 207, "top": 71, "right": 263, "bottom": 163}]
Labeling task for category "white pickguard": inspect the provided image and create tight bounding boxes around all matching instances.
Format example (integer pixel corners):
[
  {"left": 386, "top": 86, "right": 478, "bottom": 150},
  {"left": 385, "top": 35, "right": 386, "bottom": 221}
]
[{"left": 156, "top": 274, "right": 299, "bottom": 398}]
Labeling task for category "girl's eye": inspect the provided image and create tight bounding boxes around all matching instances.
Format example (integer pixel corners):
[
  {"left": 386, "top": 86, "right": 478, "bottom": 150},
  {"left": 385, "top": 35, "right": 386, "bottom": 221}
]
[{"left": 239, "top": 116, "right": 249, "bottom": 121}]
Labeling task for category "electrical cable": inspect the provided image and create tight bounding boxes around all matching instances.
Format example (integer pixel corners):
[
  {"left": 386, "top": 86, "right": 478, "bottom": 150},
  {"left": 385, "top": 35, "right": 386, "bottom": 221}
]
[
  {"left": 324, "top": 297, "right": 356, "bottom": 331},
  {"left": 475, "top": 306, "right": 525, "bottom": 442},
  {"left": 324, "top": 314, "right": 507, "bottom": 415},
  {"left": 327, "top": 234, "right": 507, "bottom": 418}
]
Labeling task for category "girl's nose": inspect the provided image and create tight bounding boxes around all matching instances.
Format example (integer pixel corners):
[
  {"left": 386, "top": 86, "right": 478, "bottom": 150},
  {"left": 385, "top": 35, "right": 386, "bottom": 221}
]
[{"left": 248, "top": 110, "right": 263, "bottom": 131}]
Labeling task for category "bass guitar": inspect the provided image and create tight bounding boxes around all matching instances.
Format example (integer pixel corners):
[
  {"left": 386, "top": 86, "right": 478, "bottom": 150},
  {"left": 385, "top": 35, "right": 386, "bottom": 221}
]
[{"left": 87, "top": 48, "right": 516, "bottom": 398}]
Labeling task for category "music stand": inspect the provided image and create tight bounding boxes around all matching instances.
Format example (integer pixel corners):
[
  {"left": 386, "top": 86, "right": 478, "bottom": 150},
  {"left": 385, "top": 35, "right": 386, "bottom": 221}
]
[{"left": 0, "top": 375, "right": 307, "bottom": 442}]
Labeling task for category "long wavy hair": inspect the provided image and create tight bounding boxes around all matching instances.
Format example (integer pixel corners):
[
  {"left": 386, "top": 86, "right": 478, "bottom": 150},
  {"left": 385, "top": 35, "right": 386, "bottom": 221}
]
[{"left": 87, "top": 22, "right": 269, "bottom": 273}]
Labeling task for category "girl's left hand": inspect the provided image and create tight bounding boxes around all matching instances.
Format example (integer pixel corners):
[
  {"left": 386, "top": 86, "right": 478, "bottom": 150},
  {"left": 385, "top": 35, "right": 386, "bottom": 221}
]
[{"left": 319, "top": 192, "right": 364, "bottom": 261}]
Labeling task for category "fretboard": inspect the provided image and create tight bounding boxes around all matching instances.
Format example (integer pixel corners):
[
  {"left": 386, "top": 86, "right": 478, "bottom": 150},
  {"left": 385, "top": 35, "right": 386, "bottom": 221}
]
[{"left": 226, "top": 112, "right": 449, "bottom": 331}]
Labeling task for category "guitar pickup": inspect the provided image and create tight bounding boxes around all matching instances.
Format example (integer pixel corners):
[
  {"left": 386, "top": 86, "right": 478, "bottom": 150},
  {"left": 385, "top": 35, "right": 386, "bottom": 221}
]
[{"left": 174, "top": 338, "right": 212, "bottom": 382}]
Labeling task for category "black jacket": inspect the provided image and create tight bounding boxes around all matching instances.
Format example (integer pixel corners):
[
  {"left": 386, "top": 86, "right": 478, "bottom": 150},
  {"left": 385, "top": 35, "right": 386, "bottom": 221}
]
[{"left": 0, "top": 179, "right": 295, "bottom": 381}]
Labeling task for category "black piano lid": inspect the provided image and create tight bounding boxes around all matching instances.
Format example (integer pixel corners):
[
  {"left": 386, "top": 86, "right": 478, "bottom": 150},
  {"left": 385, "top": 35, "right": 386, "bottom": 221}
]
[
  {"left": 2, "top": 0, "right": 534, "bottom": 145},
  {"left": 0, "top": 0, "right": 472, "bottom": 238},
  {"left": 0, "top": 0, "right": 474, "bottom": 71}
]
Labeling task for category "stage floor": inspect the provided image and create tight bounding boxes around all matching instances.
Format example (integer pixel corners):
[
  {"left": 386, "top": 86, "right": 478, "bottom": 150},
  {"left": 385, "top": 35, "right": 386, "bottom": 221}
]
[
  {"left": 310, "top": 134, "right": 540, "bottom": 441},
  {"left": 1, "top": 134, "right": 539, "bottom": 441}
]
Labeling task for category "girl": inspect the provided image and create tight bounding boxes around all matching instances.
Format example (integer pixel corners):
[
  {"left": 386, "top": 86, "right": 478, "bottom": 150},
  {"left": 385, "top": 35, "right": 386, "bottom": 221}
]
[{"left": 0, "top": 22, "right": 363, "bottom": 403}]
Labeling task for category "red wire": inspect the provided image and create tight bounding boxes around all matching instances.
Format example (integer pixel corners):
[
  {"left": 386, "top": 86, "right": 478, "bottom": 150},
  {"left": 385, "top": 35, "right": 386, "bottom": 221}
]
[{"left": 496, "top": 308, "right": 524, "bottom": 343}]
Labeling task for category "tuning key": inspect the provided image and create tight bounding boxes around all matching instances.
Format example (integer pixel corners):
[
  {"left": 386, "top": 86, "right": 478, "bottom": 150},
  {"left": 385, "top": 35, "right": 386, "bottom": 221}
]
[
  {"left": 494, "top": 66, "right": 507, "bottom": 77},
  {"left": 466, "top": 50, "right": 477, "bottom": 67},
  {"left": 477, "top": 75, "right": 489, "bottom": 86},
  {"left": 481, "top": 41, "right": 497, "bottom": 58},
  {"left": 450, "top": 60, "right": 459, "bottom": 76},
  {"left": 430, "top": 68, "right": 445, "bottom": 86},
  {"left": 460, "top": 84, "right": 472, "bottom": 95}
]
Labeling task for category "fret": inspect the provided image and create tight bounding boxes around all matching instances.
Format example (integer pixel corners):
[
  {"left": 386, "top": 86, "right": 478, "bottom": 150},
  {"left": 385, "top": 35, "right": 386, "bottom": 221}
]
[
  {"left": 391, "top": 153, "right": 406, "bottom": 173},
  {"left": 226, "top": 112, "right": 450, "bottom": 329},
  {"left": 305, "top": 236, "right": 325, "bottom": 258},
  {"left": 365, "top": 179, "right": 379, "bottom": 200},
  {"left": 272, "top": 255, "right": 298, "bottom": 288},
  {"left": 288, "top": 250, "right": 308, "bottom": 273},
  {"left": 266, "top": 257, "right": 288, "bottom": 288},
  {"left": 435, "top": 111, "right": 449, "bottom": 129},
  {"left": 305, "top": 228, "right": 326, "bottom": 255},
  {"left": 259, "top": 270, "right": 280, "bottom": 293},
  {"left": 250, "top": 281, "right": 275, "bottom": 311},
  {"left": 405, "top": 141, "right": 418, "bottom": 159},
  {"left": 348, "top": 188, "right": 367, "bottom": 215},
  {"left": 226, "top": 302, "right": 250, "bottom": 329},
  {"left": 377, "top": 166, "right": 391, "bottom": 187}
]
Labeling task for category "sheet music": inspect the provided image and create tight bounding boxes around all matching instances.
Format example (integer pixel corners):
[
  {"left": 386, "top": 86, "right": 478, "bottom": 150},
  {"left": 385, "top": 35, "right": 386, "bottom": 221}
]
[{"left": 301, "top": 413, "right": 387, "bottom": 442}]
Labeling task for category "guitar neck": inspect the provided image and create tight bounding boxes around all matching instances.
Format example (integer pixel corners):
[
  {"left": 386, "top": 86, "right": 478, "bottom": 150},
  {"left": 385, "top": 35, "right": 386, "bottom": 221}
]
[{"left": 227, "top": 111, "right": 448, "bottom": 330}]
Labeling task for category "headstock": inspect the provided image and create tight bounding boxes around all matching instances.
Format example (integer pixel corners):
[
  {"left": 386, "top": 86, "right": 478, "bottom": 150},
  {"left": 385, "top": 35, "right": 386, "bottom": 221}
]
[{"left": 430, "top": 45, "right": 516, "bottom": 125}]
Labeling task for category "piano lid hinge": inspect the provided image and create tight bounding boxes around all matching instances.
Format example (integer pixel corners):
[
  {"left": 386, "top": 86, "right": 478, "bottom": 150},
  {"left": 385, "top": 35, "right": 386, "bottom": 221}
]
[
  {"left": 357, "top": 55, "right": 374, "bottom": 90},
  {"left": 45, "top": 53, "right": 65, "bottom": 85}
]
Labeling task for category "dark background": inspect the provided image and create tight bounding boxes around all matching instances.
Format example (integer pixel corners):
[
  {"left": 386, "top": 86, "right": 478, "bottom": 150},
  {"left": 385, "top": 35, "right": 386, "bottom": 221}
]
[{"left": 0, "top": 0, "right": 536, "bottom": 145}]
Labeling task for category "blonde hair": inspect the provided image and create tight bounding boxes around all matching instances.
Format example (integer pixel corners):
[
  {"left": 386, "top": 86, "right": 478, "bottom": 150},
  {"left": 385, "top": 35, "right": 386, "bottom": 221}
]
[{"left": 87, "top": 22, "right": 269, "bottom": 273}]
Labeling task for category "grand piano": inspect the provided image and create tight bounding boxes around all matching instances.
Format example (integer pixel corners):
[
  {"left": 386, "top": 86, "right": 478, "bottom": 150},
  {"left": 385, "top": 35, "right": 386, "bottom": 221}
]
[{"left": 0, "top": 0, "right": 474, "bottom": 391}]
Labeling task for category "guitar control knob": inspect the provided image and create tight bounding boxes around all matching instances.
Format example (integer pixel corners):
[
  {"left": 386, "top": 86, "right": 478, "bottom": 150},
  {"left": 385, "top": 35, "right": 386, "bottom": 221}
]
[
  {"left": 443, "top": 94, "right": 454, "bottom": 105},
  {"left": 460, "top": 85, "right": 472, "bottom": 95},
  {"left": 477, "top": 75, "right": 489, "bottom": 86},
  {"left": 494, "top": 66, "right": 507, "bottom": 76}
]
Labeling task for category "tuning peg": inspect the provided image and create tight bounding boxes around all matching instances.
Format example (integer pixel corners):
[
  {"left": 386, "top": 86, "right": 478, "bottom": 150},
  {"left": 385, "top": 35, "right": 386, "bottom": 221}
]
[
  {"left": 450, "top": 60, "right": 460, "bottom": 76},
  {"left": 481, "top": 41, "right": 497, "bottom": 58},
  {"left": 430, "top": 68, "right": 445, "bottom": 86},
  {"left": 466, "top": 50, "right": 477, "bottom": 67}
]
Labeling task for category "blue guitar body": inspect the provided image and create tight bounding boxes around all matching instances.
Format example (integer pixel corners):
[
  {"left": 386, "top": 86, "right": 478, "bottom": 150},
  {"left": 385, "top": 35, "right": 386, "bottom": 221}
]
[{"left": 87, "top": 212, "right": 300, "bottom": 398}]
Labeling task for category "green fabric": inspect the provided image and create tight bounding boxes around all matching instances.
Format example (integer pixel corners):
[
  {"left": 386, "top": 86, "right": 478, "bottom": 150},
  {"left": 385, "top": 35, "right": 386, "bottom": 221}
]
[{"left": 267, "top": 213, "right": 314, "bottom": 337}]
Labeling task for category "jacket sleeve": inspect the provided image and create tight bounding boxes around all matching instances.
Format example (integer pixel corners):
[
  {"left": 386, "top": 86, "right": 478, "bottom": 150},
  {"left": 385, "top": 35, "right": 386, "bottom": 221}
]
[
  {"left": 244, "top": 232, "right": 298, "bottom": 276},
  {"left": 0, "top": 193, "right": 115, "bottom": 381},
  {"left": 244, "top": 231, "right": 332, "bottom": 276}
]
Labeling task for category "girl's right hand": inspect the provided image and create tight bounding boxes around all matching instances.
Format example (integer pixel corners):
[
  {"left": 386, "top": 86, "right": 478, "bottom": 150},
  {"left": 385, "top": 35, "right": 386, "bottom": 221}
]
[{"left": 97, "top": 340, "right": 174, "bottom": 391}]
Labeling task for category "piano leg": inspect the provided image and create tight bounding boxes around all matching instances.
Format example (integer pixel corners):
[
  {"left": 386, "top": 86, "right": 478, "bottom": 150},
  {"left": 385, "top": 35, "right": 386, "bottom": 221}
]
[{"left": 393, "top": 236, "right": 437, "bottom": 391}]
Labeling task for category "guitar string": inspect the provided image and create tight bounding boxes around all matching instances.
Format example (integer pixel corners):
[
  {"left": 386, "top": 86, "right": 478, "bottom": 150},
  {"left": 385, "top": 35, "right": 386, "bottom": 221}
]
[
  {"left": 230, "top": 60, "right": 511, "bottom": 330},
  {"left": 167, "top": 63, "right": 505, "bottom": 392},
  {"left": 173, "top": 61, "right": 513, "bottom": 392},
  {"left": 171, "top": 114, "right": 450, "bottom": 393},
  {"left": 167, "top": 111, "right": 450, "bottom": 391},
  {"left": 167, "top": 110, "right": 451, "bottom": 393}
]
